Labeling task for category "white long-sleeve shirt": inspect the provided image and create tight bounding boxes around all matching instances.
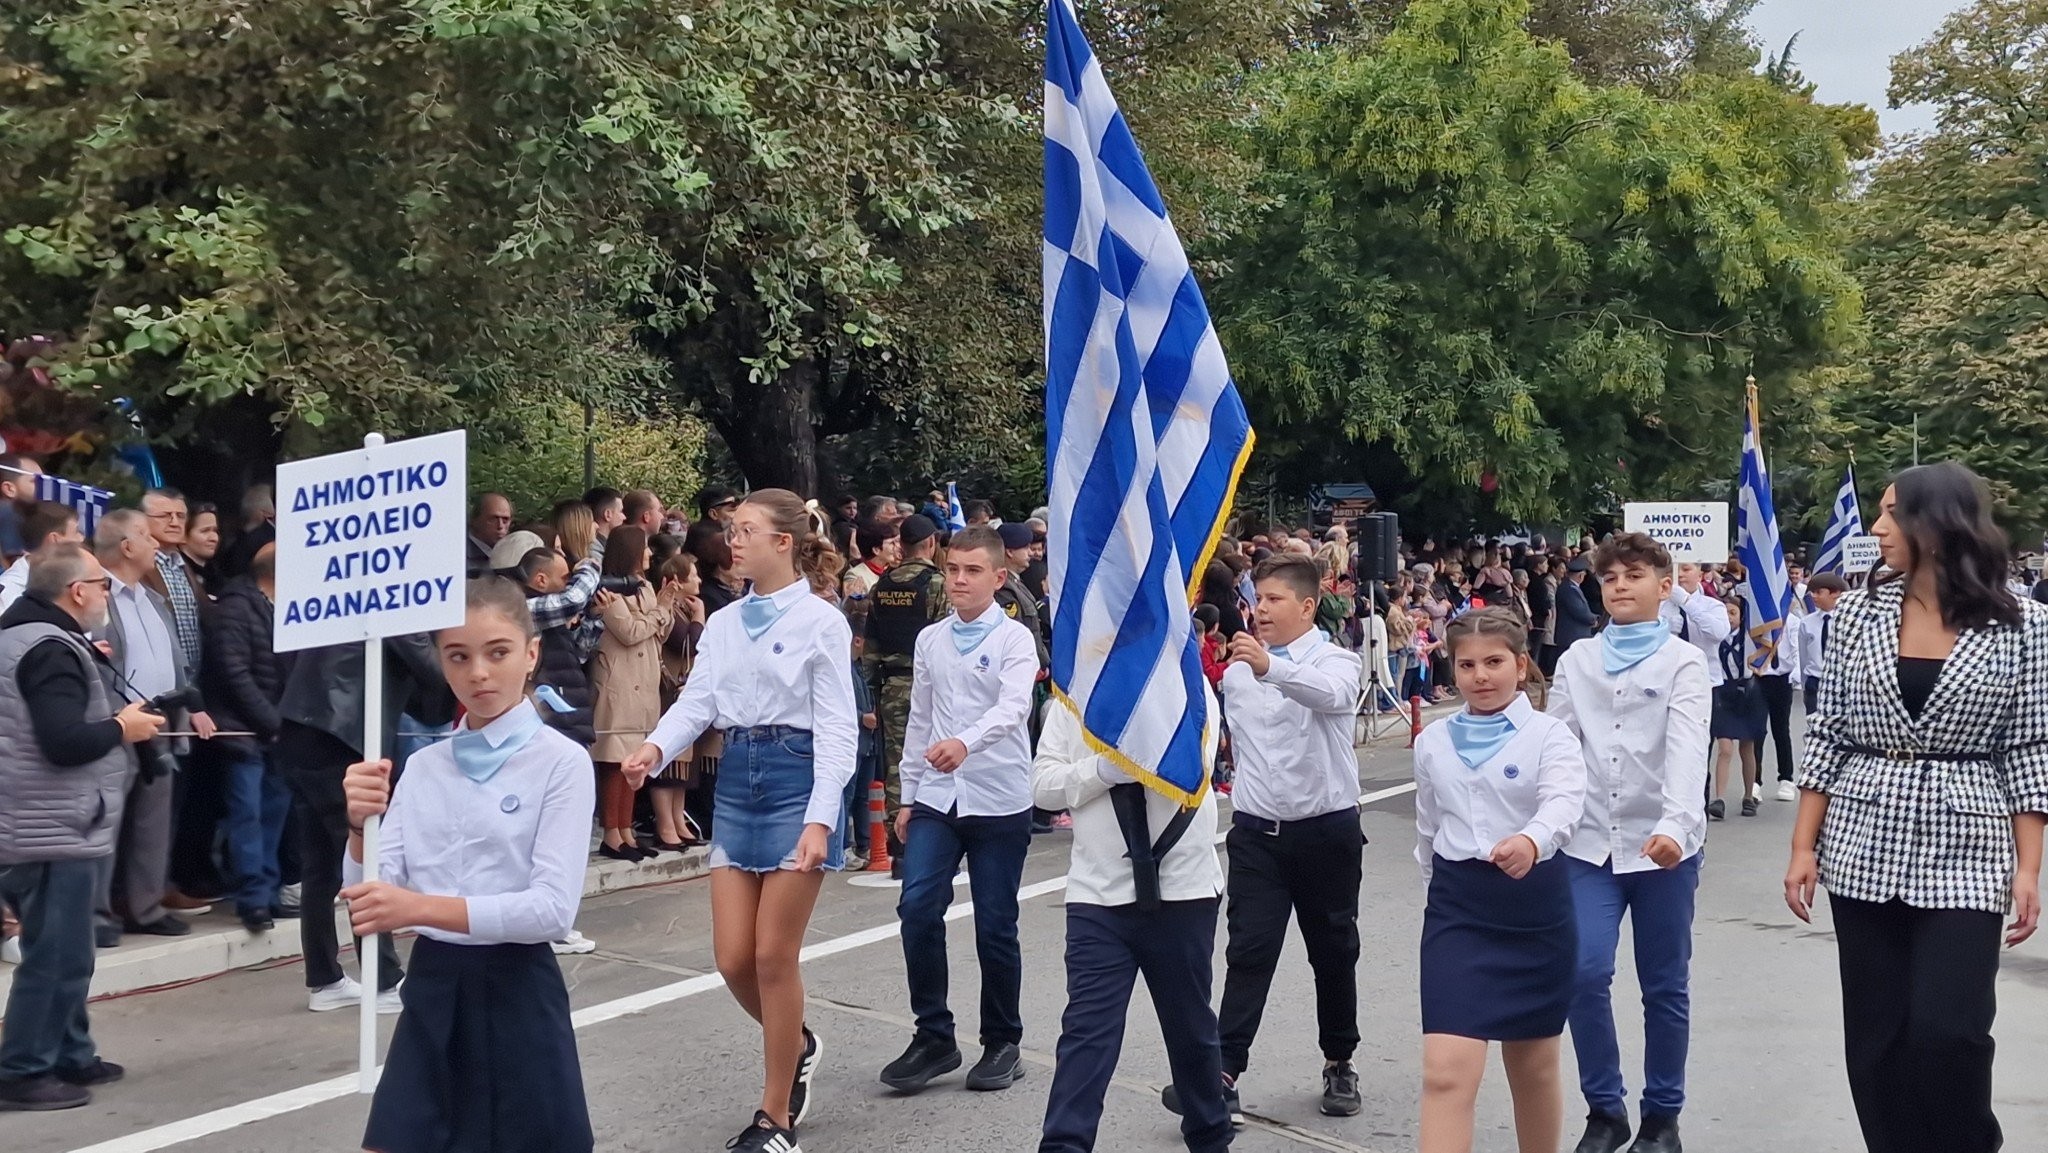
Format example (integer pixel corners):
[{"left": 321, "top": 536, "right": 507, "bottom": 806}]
[
  {"left": 343, "top": 701, "right": 595, "bottom": 944},
  {"left": 1547, "top": 633, "right": 1711, "bottom": 873},
  {"left": 1031, "top": 701, "right": 1223, "bottom": 907},
  {"left": 1792, "top": 607, "right": 1832, "bottom": 684},
  {"left": 1660, "top": 584, "right": 1733, "bottom": 687},
  {"left": 1219, "top": 626, "right": 1364, "bottom": 823},
  {"left": 899, "top": 609, "right": 1038, "bottom": 816},
  {"left": 1413, "top": 694, "right": 1586, "bottom": 880},
  {"left": 0, "top": 557, "right": 26, "bottom": 613},
  {"left": 644, "top": 578, "right": 858, "bottom": 829}
]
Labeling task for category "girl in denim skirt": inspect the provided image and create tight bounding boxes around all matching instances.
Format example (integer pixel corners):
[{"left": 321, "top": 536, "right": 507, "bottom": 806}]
[{"left": 625, "top": 489, "right": 857, "bottom": 1153}]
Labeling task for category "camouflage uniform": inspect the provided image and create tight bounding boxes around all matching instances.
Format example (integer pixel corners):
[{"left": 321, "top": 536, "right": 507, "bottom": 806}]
[{"left": 862, "top": 557, "right": 947, "bottom": 850}]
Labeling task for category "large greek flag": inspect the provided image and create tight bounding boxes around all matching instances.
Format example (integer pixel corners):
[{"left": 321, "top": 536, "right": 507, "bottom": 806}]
[
  {"left": 1811, "top": 463, "right": 1863, "bottom": 577},
  {"left": 1043, "top": 0, "right": 1254, "bottom": 805},
  {"left": 1736, "top": 383, "right": 1793, "bottom": 671},
  {"left": 1, "top": 465, "right": 114, "bottom": 539}
]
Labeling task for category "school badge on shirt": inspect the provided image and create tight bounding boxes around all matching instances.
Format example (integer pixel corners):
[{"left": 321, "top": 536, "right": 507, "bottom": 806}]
[{"left": 1503, "top": 765, "right": 1520, "bottom": 780}]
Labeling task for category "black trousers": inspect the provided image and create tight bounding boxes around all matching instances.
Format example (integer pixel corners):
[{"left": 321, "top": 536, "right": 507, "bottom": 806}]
[
  {"left": 1831, "top": 894, "right": 2002, "bottom": 1153},
  {"left": 278, "top": 723, "right": 403, "bottom": 992},
  {"left": 1757, "top": 673, "right": 1796, "bottom": 781},
  {"left": 169, "top": 746, "right": 232, "bottom": 896},
  {"left": 1218, "top": 810, "right": 1363, "bottom": 1075}
]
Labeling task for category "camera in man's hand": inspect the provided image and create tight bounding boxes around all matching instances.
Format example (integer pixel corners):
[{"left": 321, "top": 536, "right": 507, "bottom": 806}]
[
  {"left": 597, "top": 576, "right": 646, "bottom": 596},
  {"left": 133, "top": 685, "right": 203, "bottom": 783}
]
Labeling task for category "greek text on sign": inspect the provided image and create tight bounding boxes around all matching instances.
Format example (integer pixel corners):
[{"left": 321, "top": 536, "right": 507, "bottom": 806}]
[
  {"left": 1841, "top": 535, "right": 1882, "bottom": 575},
  {"left": 274, "top": 430, "right": 468, "bottom": 653},
  {"left": 1622, "top": 502, "right": 1730, "bottom": 565}
]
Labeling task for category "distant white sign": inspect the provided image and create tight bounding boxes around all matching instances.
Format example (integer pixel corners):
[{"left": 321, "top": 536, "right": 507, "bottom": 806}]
[
  {"left": 1623, "top": 501, "right": 1729, "bottom": 565},
  {"left": 1842, "top": 535, "right": 1882, "bottom": 575},
  {"left": 274, "top": 430, "right": 468, "bottom": 652}
]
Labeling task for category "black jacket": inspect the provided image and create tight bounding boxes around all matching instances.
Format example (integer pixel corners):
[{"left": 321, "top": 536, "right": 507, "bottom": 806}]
[
  {"left": 276, "top": 632, "right": 456, "bottom": 765},
  {"left": 3, "top": 593, "right": 125, "bottom": 767},
  {"left": 201, "top": 578, "right": 291, "bottom": 753},
  {"left": 535, "top": 624, "right": 596, "bottom": 747},
  {"left": 1554, "top": 578, "right": 1596, "bottom": 650}
]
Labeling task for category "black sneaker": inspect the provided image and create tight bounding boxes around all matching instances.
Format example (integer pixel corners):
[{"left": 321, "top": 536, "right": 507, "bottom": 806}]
[
  {"left": 1161, "top": 1073, "right": 1244, "bottom": 1127},
  {"left": 1740, "top": 796, "right": 1759, "bottom": 817},
  {"left": 55, "top": 1059, "right": 124, "bottom": 1086},
  {"left": 1319, "top": 1060, "right": 1362, "bottom": 1116},
  {"left": 1574, "top": 1111, "right": 1633, "bottom": 1153},
  {"left": 240, "top": 909, "right": 275, "bottom": 934},
  {"left": 724, "top": 1110, "right": 801, "bottom": 1152},
  {"left": 879, "top": 1032, "right": 961, "bottom": 1094},
  {"left": 0, "top": 1074, "right": 91, "bottom": 1111},
  {"left": 788, "top": 1025, "right": 822, "bottom": 1126},
  {"left": 964, "top": 1042, "right": 1024, "bottom": 1091},
  {"left": 1706, "top": 799, "right": 1726, "bottom": 821},
  {"left": 1626, "top": 1113, "right": 1681, "bottom": 1153}
]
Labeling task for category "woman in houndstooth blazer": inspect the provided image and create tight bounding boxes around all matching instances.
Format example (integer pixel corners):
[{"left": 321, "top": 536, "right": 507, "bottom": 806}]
[{"left": 1783, "top": 463, "right": 2048, "bottom": 1153}]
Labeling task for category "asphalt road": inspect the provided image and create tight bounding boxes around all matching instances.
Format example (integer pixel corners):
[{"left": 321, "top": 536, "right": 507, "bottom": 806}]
[{"left": 14, "top": 712, "right": 2048, "bottom": 1153}]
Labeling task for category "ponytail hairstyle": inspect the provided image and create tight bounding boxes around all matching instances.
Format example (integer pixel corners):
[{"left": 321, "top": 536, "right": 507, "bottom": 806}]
[{"left": 739, "top": 488, "right": 841, "bottom": 589}]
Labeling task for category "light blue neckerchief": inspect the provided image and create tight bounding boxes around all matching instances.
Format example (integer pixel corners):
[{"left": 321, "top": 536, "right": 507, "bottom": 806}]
[
  {"left": 1446, "top": 709, "right": 1517, "bottom": 770},
  {"left": 1601, "top": 619, "right": 1667, "bottom": 674},
  {"left": 739, "top": 592, "right": 788, "bottom": 641},
  {"left": 450, "top": 702, "right": 546, "bottom": 784},
  {"left": 951, "top": 611, "right": 999, "bottom": 654}
]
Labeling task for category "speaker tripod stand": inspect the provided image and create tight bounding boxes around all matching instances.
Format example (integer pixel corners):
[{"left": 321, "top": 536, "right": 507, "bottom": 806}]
[{"left": 1353, "top": 576, "right": 1414, "bottom": 746}]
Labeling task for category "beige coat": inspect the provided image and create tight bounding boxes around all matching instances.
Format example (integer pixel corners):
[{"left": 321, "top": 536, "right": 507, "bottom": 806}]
[{"left": 590, "top": 586, "right": 673, "bottom": 763}]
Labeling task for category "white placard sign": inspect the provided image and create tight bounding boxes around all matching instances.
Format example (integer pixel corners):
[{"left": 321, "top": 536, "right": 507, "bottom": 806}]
[
  {"left": 1842, "top": 534, "right": 1882, "bottom": 575},
  {"left": 274, "top": 429, "right": 468, "bottom": 652},
  {"left": 1623, "top": 501, "right": 1730, "bottom": 564}
]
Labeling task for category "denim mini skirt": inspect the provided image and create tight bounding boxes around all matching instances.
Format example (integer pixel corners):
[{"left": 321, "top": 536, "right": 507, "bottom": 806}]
[{"left": 709, "top": 726, "right": 845, "bottom": 873}]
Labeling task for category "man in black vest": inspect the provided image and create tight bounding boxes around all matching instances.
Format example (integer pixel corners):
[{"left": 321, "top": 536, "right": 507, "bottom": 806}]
[{"left": 864, "top": 514, "right": 946, "bottom": 870}]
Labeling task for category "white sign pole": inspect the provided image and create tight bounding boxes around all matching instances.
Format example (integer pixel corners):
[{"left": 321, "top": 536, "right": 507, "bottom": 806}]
[{"left": 357, "top": 433, "right": 384, "bottom": 1095}]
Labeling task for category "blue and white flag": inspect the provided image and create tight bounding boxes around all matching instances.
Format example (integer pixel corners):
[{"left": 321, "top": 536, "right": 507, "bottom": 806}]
[
  {"left": 945, "top": 481, "right": 968, "bottom": 532},
  {"left": 1736, "top": 383, "right": 1793, "bottom": 672},
  {"left": 1811, "top": 463, "right": 1863, "bottom": 577},
  {"left": 33, "top": 473, "right": 115, "bottom": 539},
  {"left": 1043, "top": 0, "right": 1255, "bottom": 805}
]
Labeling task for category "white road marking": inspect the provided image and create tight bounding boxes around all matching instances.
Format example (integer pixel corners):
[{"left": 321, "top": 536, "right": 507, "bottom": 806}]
[{"left": 66, "top": 790, "right": 1415, "bottom": 1152}]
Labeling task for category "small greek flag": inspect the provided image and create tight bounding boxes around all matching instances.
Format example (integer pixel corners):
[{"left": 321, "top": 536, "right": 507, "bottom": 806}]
[
  {"left": 1811, "top": 464, "right": 1863, "bottom": 577},
  {"left": 945, "top": 481, "right": 967, "bottom": 532},
  {"left": 33, "top": 473, "right": 115, "bottom": 540},
  {"left": 1736, "top": 382, "right": 1793, "bottom": 672},
  {"left": 1043, "top": 0, "right": 1254, "bottom": 804}
]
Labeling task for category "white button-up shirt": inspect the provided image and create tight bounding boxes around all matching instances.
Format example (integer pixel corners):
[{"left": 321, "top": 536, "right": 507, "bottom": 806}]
[
  {"left": 1660, "top": 584, "right": 1733, "bottom": 687},
  {"left": 343, "top": 701, "right": 596, "bottom": 944},
  {"left": 107, "top": 574, "right": 177, "bottom": 700},
  {"left": 1220, "top": 626, "right": 1364, "bottom": 823},
  {"left": 1413, "top": 694, "right": 1586, "bottom": 879},
  {"left": 645, "top": 578, "right": 858, "bottom": 829},
  {"left": 1031, "top": 701, "right": 1223, "bottom": 907},
  {"left": 1792, "top": 607, "right": 1831, "bottom": 684},
  {"left": 1548, "top": 633, "right": 1711, "bottom": 873},
  {"left": 899, "top": 608, "right": 1037, "bottom": 817}
]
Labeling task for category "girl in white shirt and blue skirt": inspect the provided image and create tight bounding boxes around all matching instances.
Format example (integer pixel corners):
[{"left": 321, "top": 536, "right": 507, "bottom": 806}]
[
  {"left": 338, "top": 577, "right": 597, "bottom": 1153},
  {"left": 623, "top": 489, "right": 858, "bottom": 1153},
  {"left": 1413, "top": 607, "right": 1588, "bottom": 1153}
]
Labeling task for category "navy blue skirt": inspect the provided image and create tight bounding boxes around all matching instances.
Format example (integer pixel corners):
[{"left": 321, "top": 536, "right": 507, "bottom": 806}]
[
  {"left": 364, "top": 938, "right": 592, "bottom": 1153},
  {"left": 710, "top": 726, "right": 845, "bottom": 873},
  {"left": 1712, "top": 680, "right": 1767, "bottom": 743},
  {"left": 1419, "top": 854, "right": 1576, "bottom": 1040}
]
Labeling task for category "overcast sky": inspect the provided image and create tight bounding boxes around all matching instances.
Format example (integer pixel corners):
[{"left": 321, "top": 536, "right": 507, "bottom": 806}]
[{"left": 1749, "top": 0, "right": 1971, "bottom": 137}]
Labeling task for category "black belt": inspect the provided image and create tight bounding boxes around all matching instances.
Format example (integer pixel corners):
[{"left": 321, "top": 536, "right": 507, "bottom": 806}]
[
  {"left": 1840, "top": 742, "right": 1996, "bottom": 764},
  {"left": 725, "top": 724, "right": 808, "bottom": 743},
  {"left": 1231, "top": 808, "right": 1359, "bottom": 836}
]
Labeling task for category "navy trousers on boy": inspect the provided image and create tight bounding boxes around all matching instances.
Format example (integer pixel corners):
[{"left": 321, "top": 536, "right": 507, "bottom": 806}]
[
  {"left": 898, "top": 804, "right": 1032, "bottom": 1046},
  {"left": 1566, "top": 854, "right": 1701, "bottom": 1121},
  {"left": 1040, "top": 901, "right": 1232, "bottom": 1153}
]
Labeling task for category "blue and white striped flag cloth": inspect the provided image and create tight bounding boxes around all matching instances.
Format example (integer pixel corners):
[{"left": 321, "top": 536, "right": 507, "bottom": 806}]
[
  {"left": 1043, "top": 0, "right": 1254, "bottom": 805},
  {"left": 32, "top": 473, "right": 115, "bottom": 540},
  {"left": 946, "top": 481, "right": 968, "bottom": 532},
  {"left": 1736, "top": 382, "right": 1793, "bottom": 672},
  {"left": 1811, "top": 463, "right": 1863, "bottom": 577}
]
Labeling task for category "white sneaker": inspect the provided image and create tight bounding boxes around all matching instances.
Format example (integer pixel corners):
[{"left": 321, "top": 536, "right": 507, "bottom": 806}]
[
  {"left": 551, "top": 930, "right": 598, "bottom": 955},
  {"left": 377, "top": 982, "right": 404, "bottom": 1016},
  {"left": 1, "top": 935, "right": 21, "bottom": 965},
  {"left": 308, "top": 977, "right": 363, "bottom": 1012},
  {"left": 278, "top": 882, "right": 302, "bottom": 909},
  {"left": 1776, "top": 781, "right": 1797, "bottom": 802}
]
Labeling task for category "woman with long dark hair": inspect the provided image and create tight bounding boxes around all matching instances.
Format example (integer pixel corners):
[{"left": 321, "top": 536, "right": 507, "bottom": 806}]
[{"left": 1784, "top": 461, "right": 2048, "bottom": 1153}]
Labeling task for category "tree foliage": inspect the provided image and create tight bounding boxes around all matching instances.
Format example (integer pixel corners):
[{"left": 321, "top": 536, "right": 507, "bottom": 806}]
[{"left": 1210, "top": 0, "right": 1866, "bottom": 527}]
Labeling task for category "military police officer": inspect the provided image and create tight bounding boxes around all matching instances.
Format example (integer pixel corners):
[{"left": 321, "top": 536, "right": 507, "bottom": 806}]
[
  {"left": 994, "top": 522, "right": 1050, "bottom": 671},
  {"left": 863, "top": 514, "right": 947, "bottom": 871}
]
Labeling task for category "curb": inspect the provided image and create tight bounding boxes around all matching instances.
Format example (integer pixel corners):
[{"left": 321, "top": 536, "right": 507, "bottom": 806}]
[{"left": 0, "top": 846, "right": 712, "bottom": 1012}]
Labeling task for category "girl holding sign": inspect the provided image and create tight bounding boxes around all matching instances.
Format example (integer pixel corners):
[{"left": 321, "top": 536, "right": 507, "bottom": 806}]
[
  {"left": 338, "top": 578, "right": 596, "bottom": 1153},
  {"left": 623, "top": 489, "right": 857, "bottom": 1153}
]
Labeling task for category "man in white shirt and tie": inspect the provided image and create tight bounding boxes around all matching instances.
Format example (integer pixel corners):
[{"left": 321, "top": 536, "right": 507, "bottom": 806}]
[
  {"left": 1203, "top": 554, "right": 1367, "bottom": 1119},
  {"left": 881, "top": 527, "right": 1041, "bottom": 1096}
]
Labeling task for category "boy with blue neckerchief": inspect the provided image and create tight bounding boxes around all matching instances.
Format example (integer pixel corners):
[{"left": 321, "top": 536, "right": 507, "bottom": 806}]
[{"left": 1547, "top": 533, "right": 1711, "bottom": 1153}]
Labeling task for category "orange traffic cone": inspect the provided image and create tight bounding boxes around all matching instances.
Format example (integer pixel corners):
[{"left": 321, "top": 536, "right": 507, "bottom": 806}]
[{"left": 865, "top": 781, "right": 892, "bottom": 872}]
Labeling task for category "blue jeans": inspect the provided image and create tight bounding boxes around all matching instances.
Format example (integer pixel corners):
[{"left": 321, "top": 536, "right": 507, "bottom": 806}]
[
  {"left": 897, "top": 804, "right": 1032, "bottom": 1046},
  {"left": 223, "top": 749, "right": 290, "bottom": 917},
  {"left": 0, "top": 859, "right": 100, "bottom": 1078},
  {"left": 1566, "top": 853, "right": 1702, "bottom": 1118}
]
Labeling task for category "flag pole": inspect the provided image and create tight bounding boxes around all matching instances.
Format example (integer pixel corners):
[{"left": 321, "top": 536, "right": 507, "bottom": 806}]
[{"left": 358, "top": 431, "right": 384, "bottom": 1094}]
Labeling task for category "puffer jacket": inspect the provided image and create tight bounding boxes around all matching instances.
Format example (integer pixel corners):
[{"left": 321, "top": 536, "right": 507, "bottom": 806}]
[{"left": 201, "top": 577, "right": 292, "bottom": 754}]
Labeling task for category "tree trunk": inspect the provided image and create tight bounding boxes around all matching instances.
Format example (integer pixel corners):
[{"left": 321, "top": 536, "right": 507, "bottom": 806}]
[{"left": 712, "top": 355, "right": 820, "bottom": 496}]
